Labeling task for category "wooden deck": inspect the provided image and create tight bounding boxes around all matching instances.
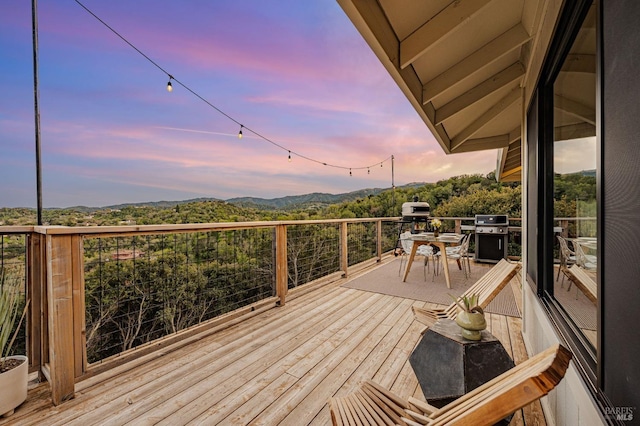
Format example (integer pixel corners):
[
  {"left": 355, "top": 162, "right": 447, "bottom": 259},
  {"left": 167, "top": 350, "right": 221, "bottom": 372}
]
[{"left": 2, "top": 259, "right": 544, "bottom": 426}]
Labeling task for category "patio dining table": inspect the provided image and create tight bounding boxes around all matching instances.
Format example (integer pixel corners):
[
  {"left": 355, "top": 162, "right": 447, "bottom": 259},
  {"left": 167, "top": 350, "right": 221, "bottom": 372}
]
[{"left": 402, "top": 232, "right": 465, "bottom": 289}]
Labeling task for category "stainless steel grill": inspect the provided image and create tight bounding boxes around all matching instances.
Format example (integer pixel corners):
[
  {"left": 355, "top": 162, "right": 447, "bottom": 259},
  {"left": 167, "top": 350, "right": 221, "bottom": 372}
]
[
  {"left": 394, "top": 200, "right": 431, "bottom": 255},
  {"left": 401, "top": 201, "right": 431, "bottom": 221},
  {"left": 474, "top": 214, "right": 508, "bottom": 263}
]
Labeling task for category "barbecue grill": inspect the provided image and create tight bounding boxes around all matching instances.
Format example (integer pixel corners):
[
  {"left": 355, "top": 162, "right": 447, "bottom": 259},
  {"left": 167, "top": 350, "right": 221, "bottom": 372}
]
[
  {"left": 394, "top": 199, "right": 431, "bottom": 256},
  {"left": 401, "top": 201, "right": 431, "bottom": 221},
  {"left": 474, "top": 214, "right": 509, "bottom": 263}
]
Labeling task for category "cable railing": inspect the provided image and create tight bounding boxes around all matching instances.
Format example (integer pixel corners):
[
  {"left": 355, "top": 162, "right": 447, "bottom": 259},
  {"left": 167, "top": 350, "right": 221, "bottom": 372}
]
[
  {"left": 3, "top": 216, "right": 532, "bottom": 406},
  {"left": 83, "top": 229, "right": 275, "bottom": 364},
  {"left": 347, "top": 221, "right": 377, "bottom": 266},
  {"left": 0, "top": 218, "right": 405, "bottom": 404},
  {"left": 286, "top": 223, "right": 341, "bottom": 288}
]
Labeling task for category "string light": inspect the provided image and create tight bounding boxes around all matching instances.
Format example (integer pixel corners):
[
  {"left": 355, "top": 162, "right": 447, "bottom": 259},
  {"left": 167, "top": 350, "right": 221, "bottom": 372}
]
[{"left": 74, "top": 0, "right": 393, "bottom": 176}]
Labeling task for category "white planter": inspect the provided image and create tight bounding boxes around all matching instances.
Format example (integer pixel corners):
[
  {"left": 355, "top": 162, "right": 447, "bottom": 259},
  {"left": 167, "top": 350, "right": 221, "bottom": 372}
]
[{"left": 0, "top": 355, "right": 28, "bottom": 417}]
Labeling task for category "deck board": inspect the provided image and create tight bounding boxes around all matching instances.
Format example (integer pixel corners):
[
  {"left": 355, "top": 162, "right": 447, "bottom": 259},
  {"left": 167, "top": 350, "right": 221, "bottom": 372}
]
[{"left": 1, "top": 259, "right": 544, "bottom": 426}]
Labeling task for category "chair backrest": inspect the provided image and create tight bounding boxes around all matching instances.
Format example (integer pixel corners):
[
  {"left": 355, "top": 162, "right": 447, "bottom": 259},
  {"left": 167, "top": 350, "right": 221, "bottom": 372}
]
[
  {"left": 574, "top": 242, "right": 597, "bottom": 269},
  {"left": 427, "top": 344, "right": 572, "bottom": 425},
  {"left": 460, "top": 233, "right": 471, "bottom": 255},
  {"left": 330, "top": 344, "right": 572, "bottom": 426},
  {"left": 557, "top": 235, "right": 574, "bottom": 259},
  {"left": 444, "top": 259, "right": 520, "bottom": 318},
  {"left": 399, "top": 231, "right": 413, "bottom": 254}
]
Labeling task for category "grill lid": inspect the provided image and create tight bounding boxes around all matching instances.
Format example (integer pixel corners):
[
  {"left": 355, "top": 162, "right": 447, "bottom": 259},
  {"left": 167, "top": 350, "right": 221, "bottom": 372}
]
[
  {"left": 475, "top": 214, "right": 508, "bottom": 226},
  {"left": 401, "top": 202, "right": 431, "bottom": 219}
]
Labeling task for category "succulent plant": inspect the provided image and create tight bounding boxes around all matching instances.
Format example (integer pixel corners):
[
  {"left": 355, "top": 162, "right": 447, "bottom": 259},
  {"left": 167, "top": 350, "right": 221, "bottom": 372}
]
[
  {"left": 0, "top": 268, "right": 29, "bottom": 370},
  {"left": 450, "top": 293, "right": 484, "bottom": 315}
]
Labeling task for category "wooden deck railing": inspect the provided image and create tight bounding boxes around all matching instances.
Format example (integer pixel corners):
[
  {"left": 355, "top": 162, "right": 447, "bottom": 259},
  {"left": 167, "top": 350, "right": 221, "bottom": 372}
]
[
  {"left": 1, "top": 218, "right": 399, "bottom": 405},
  {"left": 0, "top": 216, "right": 532, "bottom": 406}
]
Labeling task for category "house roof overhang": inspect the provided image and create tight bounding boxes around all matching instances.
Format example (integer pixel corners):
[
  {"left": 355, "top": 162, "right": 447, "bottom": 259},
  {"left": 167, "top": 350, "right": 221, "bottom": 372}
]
[{"left": 337, "top": 0, "right": 566, "bottom": 182}]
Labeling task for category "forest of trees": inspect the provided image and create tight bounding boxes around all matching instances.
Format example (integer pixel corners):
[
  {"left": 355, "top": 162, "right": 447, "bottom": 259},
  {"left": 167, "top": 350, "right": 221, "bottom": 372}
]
[
  {"left": 1, "top": 172, "right": 595, "bottom": 363},
  {"left": 0, "top": 172, "right": 596, "bottom": 226}
]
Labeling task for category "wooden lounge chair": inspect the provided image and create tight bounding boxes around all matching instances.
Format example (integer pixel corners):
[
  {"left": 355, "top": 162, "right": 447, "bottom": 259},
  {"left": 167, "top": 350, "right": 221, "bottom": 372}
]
[
  {"left": 412, "top": 258, "right": 521, "bottom": 328},
  {"left": 565, "top": 265, "right": 597, "bottom": 304},
  {"left": 329, "top": 344, "right": 572, "bottom": 426}
]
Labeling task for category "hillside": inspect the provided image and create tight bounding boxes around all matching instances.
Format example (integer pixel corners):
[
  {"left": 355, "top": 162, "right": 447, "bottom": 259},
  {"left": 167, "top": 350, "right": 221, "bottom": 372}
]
[
  {"left": 227, "top": 186, "right": 417, "bottom": 210},
  {"left": 58, "top": 183, "right": 425, "bottom": 212},
  {"left": 4, "top": 173, "right": 586, "bottom": 227}
]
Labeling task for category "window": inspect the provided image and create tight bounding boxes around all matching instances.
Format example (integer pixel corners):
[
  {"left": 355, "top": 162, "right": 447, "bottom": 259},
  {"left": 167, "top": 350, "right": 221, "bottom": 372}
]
[
  {"left": 526, "top": 0, "right": 598, "bottom": 385},
  {"left": 551, "top": 4, "right": 597, "bottom": 351}
]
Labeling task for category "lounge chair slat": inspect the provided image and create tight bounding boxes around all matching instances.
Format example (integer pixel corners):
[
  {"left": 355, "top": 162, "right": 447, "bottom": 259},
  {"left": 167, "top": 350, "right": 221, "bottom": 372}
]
[
  {"left": 365, "top": 380, "right": 410, "bottom": 410},
  {"left": 361, "top": 385, "right": 408, "bottom": 425},
  {"left": 407, "top": 397, "right": 437, "bottom": 415},
  {"left": 353, "top": 390, "right": 391, "bottom": 426},
  {"left": 345, "top": 394, "right": 375, "bottom": 426},
  {"left": 404, "top": 408, "right": 430, "bottom": 424},
  {"left": 400, "top": 416, "right": 424, "bottom": 426},
  {"left": 330, "top": 397, "right": 347, "bottom": 426}
]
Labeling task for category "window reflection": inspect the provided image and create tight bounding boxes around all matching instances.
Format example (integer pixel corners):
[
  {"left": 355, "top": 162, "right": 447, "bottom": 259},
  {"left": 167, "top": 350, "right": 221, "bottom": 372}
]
[{"left": 552, "top": 5, "right": 597, "bottom": 349}]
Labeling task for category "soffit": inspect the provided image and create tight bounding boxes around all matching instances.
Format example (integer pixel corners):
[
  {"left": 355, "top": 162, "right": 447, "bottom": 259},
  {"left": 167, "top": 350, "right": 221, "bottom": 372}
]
[{"left": 337, "top": 0, "right": 562, "bottom": 182}]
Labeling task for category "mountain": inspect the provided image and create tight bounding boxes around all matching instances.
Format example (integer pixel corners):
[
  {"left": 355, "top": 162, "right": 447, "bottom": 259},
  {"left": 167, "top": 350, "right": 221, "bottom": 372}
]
[
  {"left": 227, "top": 183, "right": 425, "bottom": 210},
  {"left": 104, "top": 197, "right": 222, "bottom": 211},
  {"left": 228, "top": 189, "right": 380, "bottom": 210},
  {"left": 61, "top": 184, "right": 424, "bottom": 212}
]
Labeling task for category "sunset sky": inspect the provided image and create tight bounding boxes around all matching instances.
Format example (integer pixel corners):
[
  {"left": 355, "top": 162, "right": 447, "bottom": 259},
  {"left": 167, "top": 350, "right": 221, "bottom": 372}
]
[{"left": 1, "top": 0, "right": 498, "bottom": 208}]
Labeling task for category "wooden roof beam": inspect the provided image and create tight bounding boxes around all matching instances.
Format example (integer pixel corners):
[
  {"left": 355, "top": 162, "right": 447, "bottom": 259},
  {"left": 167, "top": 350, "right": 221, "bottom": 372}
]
[
  {"left": 561, "top": 54, "right": 596, "bottom": 74},
  {"left": 423, "top": 24, "right": 530, "bottom": 104},
  {"left": 452, "top": 127, "right": 519, "bottom": 154},
  {"left": 507, "top": 127, "right": 521, "bottom": 145},
  {"left": 339, "top": 0, "right": 454, "bottom": 152},
  {"left": 451, "top": 87, "right": 520, "bottom": 150},
  {"left": 500, "top": 165, "right": 522, "bottom": 181},
  {"left": 451, "top": 135, "right": 509, "bottom": 153},
  {"left": 496, "top": 130, "right": 521, "bottom": 182},
  {"left": 435, "top": 62, "right": 525, "bottom": 125},
  {"left": 554, "top": 122, "right": 596, "bottom": 141},
  {"left": 504, "top": 156, "right": 521, "bottom": 170},
  {"left": 400, "top": 0, "right": 491, "bottom": 69},
  {"left": 554, "top": 94, "right": 595, "bottom": 125}
]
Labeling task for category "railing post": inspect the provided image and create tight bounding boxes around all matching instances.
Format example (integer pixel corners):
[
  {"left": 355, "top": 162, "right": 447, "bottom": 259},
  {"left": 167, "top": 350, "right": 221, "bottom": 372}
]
[
  {"left": 340, "top": 222, "right": 348, "bottom": 277},
  {"left": 26, "top": 233, "right": 43, "bottom": 378},
  {"left": 376, "top": 220, "right": 382, "bottom": 262},
  {"left": 455, "top": 219, "right": 462, "bottom": 234},
  {"left": 45, "top": 233, "right": 84, "bottom": 405},
  {"left": 275, "top": 224, "right": 288, "bottom": 306}
]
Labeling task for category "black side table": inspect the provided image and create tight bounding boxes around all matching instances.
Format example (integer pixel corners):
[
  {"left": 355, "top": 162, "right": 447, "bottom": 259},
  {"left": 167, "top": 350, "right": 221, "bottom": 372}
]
[{"left": 409, "top": 318, "right": 515, "bottom": 408}]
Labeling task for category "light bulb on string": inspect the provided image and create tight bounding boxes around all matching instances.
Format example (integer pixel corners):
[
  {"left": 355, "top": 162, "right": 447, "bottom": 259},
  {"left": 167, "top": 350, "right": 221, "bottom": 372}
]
[{"left": 70, "top": 1, "right": 397, "bottom": 186}]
